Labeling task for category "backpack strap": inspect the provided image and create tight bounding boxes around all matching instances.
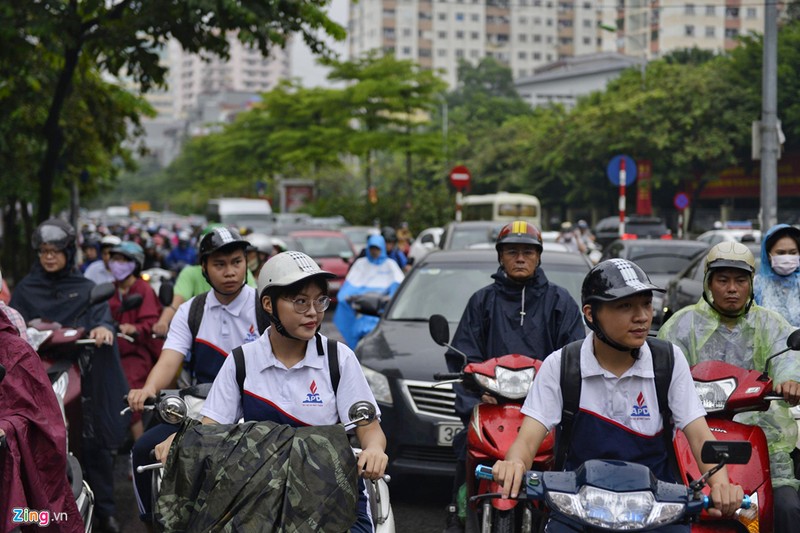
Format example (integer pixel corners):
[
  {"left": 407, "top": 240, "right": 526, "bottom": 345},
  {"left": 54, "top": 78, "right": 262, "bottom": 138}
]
[
  {"left": 186, "top": 291, "right": 209, "bottom": 378},
  {"left": 555, "top": 339, "right": 583, "bottom": 471},
  {"left": 647, "top": 338, "right": 678, "bottom": 480},
  {"left": 327, "top": 337, "right": 340, "bottom": 394},
  {"left": 232, "top": 346, "right": 246, "bottom": 399}
]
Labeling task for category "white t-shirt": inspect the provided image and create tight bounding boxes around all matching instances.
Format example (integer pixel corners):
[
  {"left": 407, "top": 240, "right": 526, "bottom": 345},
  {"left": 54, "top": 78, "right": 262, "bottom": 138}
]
[
  {"left": 522, "top": 334, "right": 706, "bottom": 436},
  {"left": 201, "top": 329, "right": 381, "bottom": 427}
]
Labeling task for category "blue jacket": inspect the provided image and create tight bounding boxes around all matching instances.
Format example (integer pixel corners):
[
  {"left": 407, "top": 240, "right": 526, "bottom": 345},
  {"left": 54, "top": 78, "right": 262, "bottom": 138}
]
[{"left": 446, "top": 266, "right": 585, "bottom": 423}]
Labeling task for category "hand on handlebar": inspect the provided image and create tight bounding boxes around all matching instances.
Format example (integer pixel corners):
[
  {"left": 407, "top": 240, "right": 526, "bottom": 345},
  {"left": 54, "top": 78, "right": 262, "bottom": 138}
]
[
  {"left": 357, "top": 446, "right": 388, "bottom": 481},
  {"left": 707, "top": 481, "right": 745, "bottom": 518},
  {"left": 481, "top": 393, "right": 498, "bottom": 405},
  {"left": 492, "top": 459, "right": 526, "bottom": 499},
  {"left": 89, "top": 326, "right": 115, "bottom": 347},
  {"left": 775, "top": 380, "right": 800, "bottom": 406},
  {"left": 119, "top": 323, "right": 137, "bottom": 337},
  {"left": 127, "top": 387, "right": 157, "bottom": 413},
  {"left": 152, "top": 320, "right": 169, "bottom": 338}
]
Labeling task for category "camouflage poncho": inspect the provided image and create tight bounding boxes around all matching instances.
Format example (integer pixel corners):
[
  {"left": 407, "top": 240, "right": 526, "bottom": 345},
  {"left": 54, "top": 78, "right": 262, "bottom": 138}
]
[{"left": 155, "top": 419, "right": 359, "bottom": 532}]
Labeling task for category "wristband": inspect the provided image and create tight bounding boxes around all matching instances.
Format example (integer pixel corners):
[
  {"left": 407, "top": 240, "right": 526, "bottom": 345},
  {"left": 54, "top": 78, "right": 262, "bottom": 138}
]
[{"left": 169, "top": 305, "right": 178, "bottom": 311}]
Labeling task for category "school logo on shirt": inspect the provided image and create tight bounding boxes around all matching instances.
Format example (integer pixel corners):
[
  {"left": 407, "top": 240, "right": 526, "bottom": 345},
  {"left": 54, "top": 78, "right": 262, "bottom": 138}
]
[
  {"left": 303, "top": 380, "right": 323, "bottom": 405},
  {"left": 243, "top": 324, "right": 259, "bottom": 343},
  {"left": 630, "top": 392, "right": 650, "bottom": 418}
]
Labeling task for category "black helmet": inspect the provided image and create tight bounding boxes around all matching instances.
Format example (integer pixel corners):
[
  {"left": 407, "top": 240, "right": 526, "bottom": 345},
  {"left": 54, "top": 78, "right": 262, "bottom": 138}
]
[
  {"left": 582, "top": 258, "right": 664, "bottom": 306},
  {"left": 495, "top": 220, "right": 543, "bottom": 252},
  {"left": 381, "top": 226, "right": 397, "bottom": 243},
  {"left": 32, "top": 218, "right": 76, "bottom": 251},
  {"left": 199, "top": 227, "right": 249, "bottom": 262}
]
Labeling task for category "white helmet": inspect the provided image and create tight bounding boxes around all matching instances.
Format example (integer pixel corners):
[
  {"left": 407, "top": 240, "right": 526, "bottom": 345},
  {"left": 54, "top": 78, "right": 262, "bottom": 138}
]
[
  {"left": 100, "top": 234, "right": 122, "bottom": 248},
  {"left": 258, "top": 251, "right": 335, "bottom": 297},
  {"left": 246, "top": 232, "right": 273, "bottom": 254}
]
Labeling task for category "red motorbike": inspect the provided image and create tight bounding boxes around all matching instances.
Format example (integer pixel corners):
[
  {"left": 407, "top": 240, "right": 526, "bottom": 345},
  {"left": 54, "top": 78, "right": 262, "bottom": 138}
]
[
  {"left": 674, "top": 329, "right": 800, "bottom": 533},
  {"left": 429, "top": 314, "right": 555, "bottom": 533}
]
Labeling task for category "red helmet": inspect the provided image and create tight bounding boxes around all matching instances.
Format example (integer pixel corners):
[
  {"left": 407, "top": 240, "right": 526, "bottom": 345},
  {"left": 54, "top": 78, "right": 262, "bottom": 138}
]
[{"left": 495, "top": 220, "right": 543, "bottom": 252}]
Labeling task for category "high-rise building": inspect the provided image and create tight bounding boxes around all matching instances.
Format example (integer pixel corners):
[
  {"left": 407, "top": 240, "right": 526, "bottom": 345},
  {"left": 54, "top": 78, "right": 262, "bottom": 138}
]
[
  {"left": 348, "top": 0, "right": 602, "bottom": 87},
  {"left": 599, "top": 0, "right": 770, "bottom": 60}
]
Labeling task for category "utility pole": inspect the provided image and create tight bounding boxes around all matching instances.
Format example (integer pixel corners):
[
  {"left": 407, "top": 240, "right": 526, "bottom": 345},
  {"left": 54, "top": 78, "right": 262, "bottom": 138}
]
[{"left": 760, "top": 0, "right": 779, "bottom": 232}]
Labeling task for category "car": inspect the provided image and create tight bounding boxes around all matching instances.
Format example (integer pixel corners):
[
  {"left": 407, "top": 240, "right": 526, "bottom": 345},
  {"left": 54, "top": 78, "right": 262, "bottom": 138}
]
[
  {"left": 286, "top": 230, "right": 356, "bottom": 300},
  {"left": 695, "top": 228, "right": 762, "bottom": 246},
  {"left": 353, "top": 248, "right": 590, "bottom": 478},
  {"left": 438, "top": 221, "right": 505, "bottom": 250},
  {"left": 407, "top": 227, "right": 443, "bottom": 266},
  {"left": 661, "top": 242, "right": 761, "bottom": 326},
  {"left": 341, "top": 225, "right": 379, "bottom": 256},
  {"left": 594, "top": 215, "right": 672, "bottom": 250},
  {"left": 600, "top": 239, "right": 711, "bottom": 328}
]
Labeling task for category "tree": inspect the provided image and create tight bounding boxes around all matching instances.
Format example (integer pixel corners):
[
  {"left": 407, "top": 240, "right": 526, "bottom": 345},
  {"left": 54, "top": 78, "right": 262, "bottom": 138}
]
[{"left": 2, "top": 0, "right": 344, "bottom": 222}]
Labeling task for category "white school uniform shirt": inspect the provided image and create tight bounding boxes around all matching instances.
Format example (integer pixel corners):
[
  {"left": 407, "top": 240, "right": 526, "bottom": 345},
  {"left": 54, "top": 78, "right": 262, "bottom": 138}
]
[
  {"left": 201, "top": 328, "right": 381, "bottom": 426},
  {"left": 522, "top": 334, "right": 706, "bottom": 436}
]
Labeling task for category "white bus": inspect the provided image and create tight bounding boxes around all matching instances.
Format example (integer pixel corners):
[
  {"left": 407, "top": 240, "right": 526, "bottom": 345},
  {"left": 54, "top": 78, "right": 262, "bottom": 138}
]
[{"left": 461, "top": 193, "right": 541, "bottom": 228}]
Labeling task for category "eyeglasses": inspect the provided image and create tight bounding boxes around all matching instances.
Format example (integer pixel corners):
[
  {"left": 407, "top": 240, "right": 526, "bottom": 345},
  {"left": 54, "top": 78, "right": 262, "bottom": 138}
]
[
  {"left": 502, "top": 248, "right": 538, "bottom": 258},
  {"left": 284, "top": 295, "right": 331, "bottom": 313},
  {"left": 37, "top": 248, "right": 63, "bottom": 258}
]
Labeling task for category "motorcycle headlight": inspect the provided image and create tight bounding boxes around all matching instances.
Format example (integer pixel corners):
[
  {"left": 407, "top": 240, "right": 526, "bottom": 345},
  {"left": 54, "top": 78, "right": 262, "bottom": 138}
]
[
  {"left": 158, "top": 396, "right": 188, "bottom": 425},
  {"left": 27, "top": 328, "right": 52, "bottom": 351},
  {"left": 548, "top": 486, "right": 684, "bottom": 530},
  {"left": 361, "top": 365, "right": 393, "bottom": 405},
  {"left": 694, "top": 378, "right": 737, "bottom": 413},
  {"left": 474, "top": 366, "right": 534, "bottom": 400}
]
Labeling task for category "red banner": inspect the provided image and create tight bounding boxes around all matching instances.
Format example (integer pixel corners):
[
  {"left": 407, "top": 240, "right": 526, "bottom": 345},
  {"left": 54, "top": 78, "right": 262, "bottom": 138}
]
[
  {"left": 694, "top": 155, "right": 800, "bottom": 199},
  {"left": 636, "top": 159, "right": 653, "bottom": 215}
]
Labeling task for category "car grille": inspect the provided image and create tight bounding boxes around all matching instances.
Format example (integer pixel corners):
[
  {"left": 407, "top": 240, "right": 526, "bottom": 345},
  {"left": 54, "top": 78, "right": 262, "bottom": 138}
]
[
  {"left": 400, "top": 380, "right": 459, "bottom": 420},
  {"left": 398, "top": 445, "right": 458, "bottom": 464}
]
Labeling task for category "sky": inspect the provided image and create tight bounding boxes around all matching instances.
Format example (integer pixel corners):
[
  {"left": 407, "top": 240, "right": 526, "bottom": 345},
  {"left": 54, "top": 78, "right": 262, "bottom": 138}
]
[{"left": 290, "top": 0, "right": 349, "bottom": 87}]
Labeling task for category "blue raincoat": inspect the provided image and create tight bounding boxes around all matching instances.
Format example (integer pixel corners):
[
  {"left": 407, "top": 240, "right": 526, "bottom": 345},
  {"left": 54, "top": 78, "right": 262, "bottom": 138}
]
[
  {"left": 334, "top": 235, "right": 405, "bottom": 348},
  {"left": 754, "top": 223, "right": 800, "bottom": 327}
]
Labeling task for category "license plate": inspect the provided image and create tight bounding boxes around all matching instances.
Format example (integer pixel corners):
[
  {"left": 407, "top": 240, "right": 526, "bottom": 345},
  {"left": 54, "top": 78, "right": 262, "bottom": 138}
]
[{"left": 437, "top": 422, "right": 463, "bottom": 446}]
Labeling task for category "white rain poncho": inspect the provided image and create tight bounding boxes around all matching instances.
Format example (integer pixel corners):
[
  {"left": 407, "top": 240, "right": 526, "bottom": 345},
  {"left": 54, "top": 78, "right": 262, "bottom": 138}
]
[
  {"left": 754, "top": 223, "right": 800, "bottom": 327},
  {"left": 659, "top": 298, "right": 800, "bottom": 489}
]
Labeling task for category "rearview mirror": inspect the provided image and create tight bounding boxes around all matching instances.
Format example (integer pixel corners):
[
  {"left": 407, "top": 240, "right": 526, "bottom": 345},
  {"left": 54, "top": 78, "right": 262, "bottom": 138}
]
[
  {"left": 348, "top": 401, "right": 377, "bottom": 426},
  {"left": 700, "top": 440, "right": 751, "bottom": 465},
  {"left": 158, "top": 282, "right": 174, "bottom": 308},
  {"left": 429, "top": 314, "right": 450, "bottom": 346},
  {"left": 90, "top": 283, "right": 115, "bottom": 305},
  {"left": 120, "top": 294, "right": 144, "bottom": 313},
  {"left": 787, "top": 330, "right": 800, "bottom": 351}
]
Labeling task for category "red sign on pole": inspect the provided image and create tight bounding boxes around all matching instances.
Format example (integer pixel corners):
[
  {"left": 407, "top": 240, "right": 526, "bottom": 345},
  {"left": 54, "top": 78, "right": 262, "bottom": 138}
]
[
  {"left": 449, "top": 165, "right": 471, "bottom": 190},
  {"left": 636, "top": 159, "right": 652, "bottom": 215}
]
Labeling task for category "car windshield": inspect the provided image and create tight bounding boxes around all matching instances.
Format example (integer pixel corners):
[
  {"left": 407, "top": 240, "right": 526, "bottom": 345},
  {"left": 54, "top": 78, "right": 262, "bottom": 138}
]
[
  {"left": 627, "top": 245, "right": 707, "bottom": 274},
  {"left": 387, "top": 263, "right": 495, "bottom": 322},
  {"left": 293, "top": 235, "right": 352, "bottom": 258},
  {"left": 449, "top": 227, "right": 498, "bottom": 249},
  {"left": 542, "top": 263, "right": 585, "bottom": 303}
]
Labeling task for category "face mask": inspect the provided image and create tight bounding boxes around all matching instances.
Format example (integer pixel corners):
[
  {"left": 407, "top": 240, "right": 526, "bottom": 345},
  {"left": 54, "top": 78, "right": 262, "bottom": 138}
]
[
  {"left": 247, "top": 257, "right": 260, "bottom": 273},
  {"left": 109, "top": 260, "right": 136, "bottom": 281},
  {"left": 771, "top": 254, "right": 800, "bottom": 276}
]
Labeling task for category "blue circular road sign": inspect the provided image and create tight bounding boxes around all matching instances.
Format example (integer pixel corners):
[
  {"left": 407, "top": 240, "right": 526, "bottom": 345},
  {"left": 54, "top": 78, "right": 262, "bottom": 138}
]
[{"left": 606, "top": 155, "right": 637, "bottom": 186}]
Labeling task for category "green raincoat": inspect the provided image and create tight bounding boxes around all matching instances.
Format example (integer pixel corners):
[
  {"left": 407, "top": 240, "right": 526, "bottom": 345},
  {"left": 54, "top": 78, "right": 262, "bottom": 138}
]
[{"left": 659, "top": 298, "right": 800, "bottom": 489}]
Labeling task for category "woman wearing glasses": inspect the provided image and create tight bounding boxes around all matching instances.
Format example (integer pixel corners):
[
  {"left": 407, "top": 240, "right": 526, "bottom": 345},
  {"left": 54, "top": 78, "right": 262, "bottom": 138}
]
[{"left": 154, "top": 251, "right": 387, "bottom": 532}]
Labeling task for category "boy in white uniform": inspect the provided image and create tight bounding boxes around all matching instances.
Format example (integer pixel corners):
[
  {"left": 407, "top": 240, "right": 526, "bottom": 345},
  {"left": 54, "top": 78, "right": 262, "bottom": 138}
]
[
  {"left": 156, "top": 251, "right": 388, "bottom": 532},
  {"left": 492, "top": 258, "right": 744, "bottom": 532}
]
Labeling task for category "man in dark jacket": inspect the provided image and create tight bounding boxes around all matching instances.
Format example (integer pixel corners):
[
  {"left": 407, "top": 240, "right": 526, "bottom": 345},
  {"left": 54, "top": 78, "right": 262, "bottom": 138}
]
[
  {"left": 443, "top": 220, "right": 585, "bottom": 533},
  {"left": 10, "top": 218, "right": 129, "bottom": 533}
]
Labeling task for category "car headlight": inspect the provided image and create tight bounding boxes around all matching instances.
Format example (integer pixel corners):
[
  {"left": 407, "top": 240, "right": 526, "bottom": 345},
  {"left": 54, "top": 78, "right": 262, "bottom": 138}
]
[
  {"left": 548, "top": 486, "right": 684, "bottom": 530},
  {"left": 474, "top": 366, "right": 534, "bottom": 400},
  {"left": 361, "top": 365, "right": 393, "bottom": 405},
  {"left": 694, "top": 378, "right": 737, "bottom": 413}
]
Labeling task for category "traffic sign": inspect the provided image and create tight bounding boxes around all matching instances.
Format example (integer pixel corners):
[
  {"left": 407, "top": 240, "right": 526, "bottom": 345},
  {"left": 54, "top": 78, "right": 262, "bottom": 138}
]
[
  {"left": 449, "top": 165, "right": 471, "bottom": 190},
  {"left": 606, "top": 155, "right": 637, "bottom": 186},
  {"left": 673, "top": 192, "right": 690, "bottom": 211}
]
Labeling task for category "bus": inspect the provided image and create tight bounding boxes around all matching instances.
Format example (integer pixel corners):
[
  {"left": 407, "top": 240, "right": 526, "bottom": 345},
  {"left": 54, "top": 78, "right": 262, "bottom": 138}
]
[{"left": 461, "top": 193, "right": 541, "bottom": 228}]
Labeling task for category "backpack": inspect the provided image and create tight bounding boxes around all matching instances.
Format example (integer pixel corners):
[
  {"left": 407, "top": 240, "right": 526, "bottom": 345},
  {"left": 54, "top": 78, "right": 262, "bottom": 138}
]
[
  {"left": 554, "top": 338, "right": 678, "bottom": 478},
  {"left": 231, "top": 334, "right": 341, "bottom": 413}
]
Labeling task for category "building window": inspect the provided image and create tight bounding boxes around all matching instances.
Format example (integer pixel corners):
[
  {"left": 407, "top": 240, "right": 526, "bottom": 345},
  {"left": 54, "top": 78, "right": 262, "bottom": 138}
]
[
  {"left": 705, "top": 5, "right": 715, "bottom": 16},
  {"left": 520, "top": 16, "right": 528, "bottom": 24},
  {"left": 534, "top": 17, "right": 541, "bottom": 25},
  {"left": 705, "top": 26, "right": 715, "bottom": 37},
  {"left": 518, "top": 51, "right": 527, "bottom": 59},
  {"left": 470, "top": 49, "right": 480, "bottom": 57},
  {"left": 384, "top": 28, "right": 396, "bottom": 38},
  {"left": 456, "top": 49, "right": 465, "bottom": 58},
  {"left": 402, "top": 46, "right": 412, "bottom": 55},
  {"left": 746, "top": 7, "right": 757, "bottom": 18},
  {"left": 456, "top": 12, "right": 464, "bottom": 21},
  {"left": 438, "top": 13, "right": 446, "bottom": 20},
  {"left": 419, "top": 48, "right": 432, "bottom": 57},
  {"left": 583, "top": 19, "right": 592, "bottom": 28},
  {"left": 403, "top": 28, "right": 412, "bottom": 37},
  {"left": 471, "top": 13, "right": 480, "bottom": 21},
  {"left": 456, "top": 30, "right": 464, "bottom": 39},
  {"left": 583, "top": 37, "right": 591, "bottom": 45},
  {"left": 725, "top": 7, "right": 739, "bottom": 18},
  {"left": 685, "top": 4, "right": 695, "bottom": 15},
  {"left": 519, "top": 34, "right": 528, "bottom": 42},
  {"left": 725, "top": 28, "right": 739, "bottom": 39},
  {"left": 471, "top": 31, "right": 480, "bottom": 39},
  {"left": 498, "top": 33, "right": 509, "bottom": 42},
  {"left": 684, "top": 25, "right": 695, "bottom": 37},
  {"left": 383, "top": 8, "right": 395, "bottom": 17},
  {"left": 533, "top": 34, "right": 542, "bottom": 42},
  {"left": 518, "top": 69, "right": 527, "bottom": 77},
  {"left": 438, "top": 31, "right": 447, "bottom": 38},
  {"left": 533, "top": 52, "right": 541, "bottom": 60},
  {"left": 437, "top": 48, "right": 447, "bottom": 57},
  {"left": 546, "top": 18, "right": 553, "bottom": 26}
]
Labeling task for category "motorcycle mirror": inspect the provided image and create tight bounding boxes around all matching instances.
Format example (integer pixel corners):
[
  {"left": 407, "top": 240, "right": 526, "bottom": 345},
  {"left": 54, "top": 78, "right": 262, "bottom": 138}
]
[
  {"left": 349, "top": 292, "right": 388, "bottom": 317},
  {"left": 120, "top": 293, "right": 144, "bottom": 313},
  {"left": 787, "top": 329, "right": 800, "bottom": 351},
  {"left": 347, "top": 401, "right": 377, "bottom": 426},
  {"left": 760, "top": 329, "right": 800, "bottom": 380},
  {"left": 89, "top": 282, "right": 115, "bottom": 305},
  {"left": 429, "top": 314, "right": 450, "bottom": 346},
  {"left": 700, "top": 440, "right": 751, "bottom": 465},
  {"left": 158, "top": 282, "right": 174, "bottom": 308}
]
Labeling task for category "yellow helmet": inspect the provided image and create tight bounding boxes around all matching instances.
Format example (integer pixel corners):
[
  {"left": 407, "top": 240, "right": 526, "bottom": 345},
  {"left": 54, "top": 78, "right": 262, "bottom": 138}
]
[{"left": 703, "top": 242, "right": 755, "bottom": 317}]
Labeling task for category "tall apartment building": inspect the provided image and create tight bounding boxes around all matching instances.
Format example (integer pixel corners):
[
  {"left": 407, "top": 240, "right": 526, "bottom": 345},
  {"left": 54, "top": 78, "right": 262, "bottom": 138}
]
[
  {"left": 599, "top": 0, "right": 766, "bottom": 60},
  {"left": 168, "top": 37, "right": 291, "bottom": 119},
  {"left": 348, "top": 0, "right": 602, "bottom": 86}
]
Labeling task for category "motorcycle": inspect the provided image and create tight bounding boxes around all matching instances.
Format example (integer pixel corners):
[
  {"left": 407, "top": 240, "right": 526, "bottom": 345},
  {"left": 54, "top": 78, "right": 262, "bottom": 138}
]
[
  {"left": 141, "top": 267, "right": 173, "bottom": 295},
  {"left": 676, "top": 329, "right": 800, "bottom": 533},
  {"left": 473, "top": 440, "right": 755, "bottom": 532},
  {"left": 133, "top": 399, "right": 395, "bottom": 532},
  {"left": 429, "top": 314, "right": 555, "bottom": 533}
]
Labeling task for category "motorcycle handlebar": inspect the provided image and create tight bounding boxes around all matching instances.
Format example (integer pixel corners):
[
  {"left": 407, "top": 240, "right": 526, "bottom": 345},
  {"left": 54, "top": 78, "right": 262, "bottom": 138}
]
[{"left": 119, "top": 395, "right": 157, "bottom": 415}]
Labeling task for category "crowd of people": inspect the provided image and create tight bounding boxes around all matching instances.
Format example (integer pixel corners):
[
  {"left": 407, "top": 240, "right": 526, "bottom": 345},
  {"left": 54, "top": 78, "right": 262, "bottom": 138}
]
[{"left": 2, "top": 214, "right": 800, "bottom": 533}]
